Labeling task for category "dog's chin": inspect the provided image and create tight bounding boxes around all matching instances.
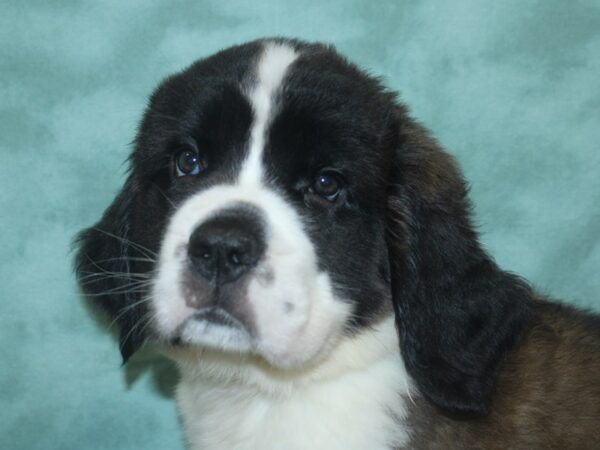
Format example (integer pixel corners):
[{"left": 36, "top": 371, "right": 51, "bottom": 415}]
[
  {"left": 163, "top": 306, "right": 341, "bottom": 372},
  {"left": 170, "top": 307, "right": 253, "bottom": 353}
]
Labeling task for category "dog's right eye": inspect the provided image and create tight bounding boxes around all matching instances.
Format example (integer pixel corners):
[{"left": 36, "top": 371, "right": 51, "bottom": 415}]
[{"left": 175, "top": 149, "right": 204, "bottom": 177}]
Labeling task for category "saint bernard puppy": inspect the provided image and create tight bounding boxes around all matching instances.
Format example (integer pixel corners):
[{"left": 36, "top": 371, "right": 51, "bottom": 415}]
[{"left": 76, "top": 38, "right": 600, "bottom": 449}]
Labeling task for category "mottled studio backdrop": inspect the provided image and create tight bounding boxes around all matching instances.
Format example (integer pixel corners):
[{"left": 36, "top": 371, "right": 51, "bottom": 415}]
[{"left": 1, "top": 1, "right": 599, "bottom": 449}]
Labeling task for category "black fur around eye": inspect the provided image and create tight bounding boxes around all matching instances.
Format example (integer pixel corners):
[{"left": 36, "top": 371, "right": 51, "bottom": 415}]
[
  {"left": 313, "top": 171, "right": 342, "bottom": 201},
  {"left": 175, "top": 148, "right": 204, "bottom": 176}
]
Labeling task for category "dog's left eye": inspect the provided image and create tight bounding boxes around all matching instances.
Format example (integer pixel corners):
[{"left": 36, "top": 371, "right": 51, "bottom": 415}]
[
  {"left": 175, "top": 148, "right": 204, "bottom": 176},
  {"left": 312, "top": 171, "right": 343, "bottom": 202}
]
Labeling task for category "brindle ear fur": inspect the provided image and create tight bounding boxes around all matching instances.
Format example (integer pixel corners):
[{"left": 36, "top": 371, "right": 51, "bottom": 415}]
[
  {"left": 75, "top": 177, "right": 147, "bottom": 363},
  {"left": 386, "top": 106, "right": 532, "bottom": 415}
]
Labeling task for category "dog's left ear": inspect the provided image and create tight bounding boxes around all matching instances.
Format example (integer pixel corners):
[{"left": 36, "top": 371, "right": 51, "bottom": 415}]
[
  {"left": 75, "top": 176, "right": 148, "bottom": 363},
  {"left": 385, "top": 106, "right": 531, "bottom": 415}
]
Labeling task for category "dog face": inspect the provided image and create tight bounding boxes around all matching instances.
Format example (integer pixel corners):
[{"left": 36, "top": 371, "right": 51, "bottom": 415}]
[
  {"left": 148, "top": 42, "right": 400, "bottom": 370},
  {"left": 76, "top": 38, "right": 531, "bottom": 415}
]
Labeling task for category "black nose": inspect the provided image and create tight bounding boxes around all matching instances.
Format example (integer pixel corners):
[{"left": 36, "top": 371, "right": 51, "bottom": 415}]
[{"left": 188, "top": 209, "right": 265, "bottom": 284}]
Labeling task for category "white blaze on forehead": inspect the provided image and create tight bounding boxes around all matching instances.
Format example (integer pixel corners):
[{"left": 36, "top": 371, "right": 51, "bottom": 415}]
[{"left": 239, "top": 42, "right": 298, "bottom": 185}]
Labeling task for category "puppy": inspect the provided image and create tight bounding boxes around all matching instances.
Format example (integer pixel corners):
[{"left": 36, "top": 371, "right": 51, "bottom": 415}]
[{"left": 76, "top": 38, "right": 600, "bottom": 449}]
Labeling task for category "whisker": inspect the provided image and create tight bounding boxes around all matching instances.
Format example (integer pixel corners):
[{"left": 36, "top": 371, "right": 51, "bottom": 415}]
[
  {"left": 90, "top": 256, "right": 157, "bottom": 264},
  {"left": 91, "top": 228, "right": 158, "bottom": 258},
  {"left": 78, "top": 273, "right": 151, "bottom": 283},
  {"left": 120, "top": 309, "right": 157, "bottom": 350},
  {"left": 82, "top": 281, "right": 154, "bottom": 297},
  {"left": 82, "top": 255, "right": 152, "bottom": 289},
  {"left": 84, "top": 289, "right": 153, "bottom": 298},
  {"left": 79, "top": 280, "right": 153, "bottom": 292},
  {"left": 137, "top": 309, "right": 158, "bottom": 337},
  {"left": 78, "top": 271, "right": 150, "bottom": 282},
  {"left": 108, "top": 296, "right": 154, "bottom": 330}
]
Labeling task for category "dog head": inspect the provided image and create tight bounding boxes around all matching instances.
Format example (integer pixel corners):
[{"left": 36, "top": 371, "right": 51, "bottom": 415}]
[{"left": 76, "top": 38, "right": 531, "bottom": 415}]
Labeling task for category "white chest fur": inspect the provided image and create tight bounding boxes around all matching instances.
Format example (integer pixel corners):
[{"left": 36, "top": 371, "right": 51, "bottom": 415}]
[{"left": 173, "top": 318, "right": 412, "bottom": 450}]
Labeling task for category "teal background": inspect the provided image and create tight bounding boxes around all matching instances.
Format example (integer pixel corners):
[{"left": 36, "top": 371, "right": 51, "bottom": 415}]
[{"left": 1, "top": 1, "right": 599, "bottom": 449}]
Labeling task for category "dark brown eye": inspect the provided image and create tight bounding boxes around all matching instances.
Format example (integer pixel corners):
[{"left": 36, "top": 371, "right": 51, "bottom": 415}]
[
  {"left": 175, "top": 149, "right": 204, "bottom": 176},
  {"left": 313, "top": 172, "right": 341, "bottom": 201}
]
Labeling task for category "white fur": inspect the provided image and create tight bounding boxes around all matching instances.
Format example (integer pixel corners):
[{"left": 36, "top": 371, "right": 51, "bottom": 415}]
[
  {"left": 174, "top": 317, "right": 412, "bottom": 450},
  {"left": 239, "top": 42, "right": 298, "bottom": 185}
]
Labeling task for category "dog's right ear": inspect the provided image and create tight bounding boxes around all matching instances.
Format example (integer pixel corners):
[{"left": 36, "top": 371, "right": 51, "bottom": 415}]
[{"left": 75, "top": 176, "right": 148, "bottom": 362}]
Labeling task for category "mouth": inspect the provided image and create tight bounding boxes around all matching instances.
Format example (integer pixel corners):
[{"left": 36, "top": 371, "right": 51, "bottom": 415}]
[
  {"left": 170, "top": 306, "right": 252, "bottom": 351},
  {"left": 193, "top": 307, "right": 245, "bottom": 329}
]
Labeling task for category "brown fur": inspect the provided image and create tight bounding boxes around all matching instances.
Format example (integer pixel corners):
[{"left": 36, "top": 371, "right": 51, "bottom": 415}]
[{"left": 403, "top": 299, "right": 600, "bottom": 449}]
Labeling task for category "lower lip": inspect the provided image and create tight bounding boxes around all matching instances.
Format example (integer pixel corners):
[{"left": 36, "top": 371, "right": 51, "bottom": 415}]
[{"left": 193, "top": 307, "right": 243, "bottom": 329}]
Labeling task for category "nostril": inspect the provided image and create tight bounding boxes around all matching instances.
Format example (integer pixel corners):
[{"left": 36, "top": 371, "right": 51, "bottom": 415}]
[
  {"left": 189, "top": 242, "right": 214, "bottom": 262},
  {"left": 226, "top": 239, "right": 255, "bottom": 267},
  {"left": 229, "top": 251, "right": 242, "bottom": 266}
]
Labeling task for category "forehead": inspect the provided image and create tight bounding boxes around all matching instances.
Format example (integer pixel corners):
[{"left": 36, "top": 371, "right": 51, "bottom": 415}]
[{"left": 137, "top": 40, "right": 392, "bottom": 179}]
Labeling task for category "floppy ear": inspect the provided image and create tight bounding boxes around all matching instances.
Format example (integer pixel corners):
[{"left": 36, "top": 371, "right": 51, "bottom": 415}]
[
  {"left": 386, "top": 107, "right": 532, "bottom": 415},
  {"left": 75, "top": 176, "right": 149, "bottom": 363}
]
